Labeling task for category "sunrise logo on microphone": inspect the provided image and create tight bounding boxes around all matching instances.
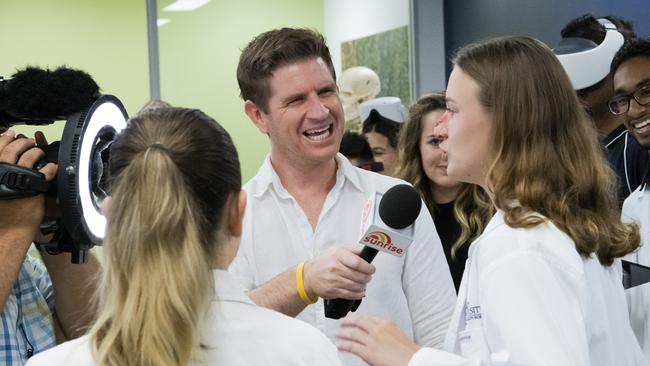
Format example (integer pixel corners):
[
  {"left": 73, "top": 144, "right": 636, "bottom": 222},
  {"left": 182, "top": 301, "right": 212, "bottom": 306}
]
[
  {"left": 365, "top": 231, "right": 391, "bottom": 245},
  {"left": 362, "top": 231, "right": 403, "bottom": 255}
]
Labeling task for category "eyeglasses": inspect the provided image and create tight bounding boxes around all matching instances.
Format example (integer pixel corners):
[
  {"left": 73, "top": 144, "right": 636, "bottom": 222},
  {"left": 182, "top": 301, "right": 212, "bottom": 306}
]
[{"left": 608, "top": 83, "right": 650, "bottom": 115}]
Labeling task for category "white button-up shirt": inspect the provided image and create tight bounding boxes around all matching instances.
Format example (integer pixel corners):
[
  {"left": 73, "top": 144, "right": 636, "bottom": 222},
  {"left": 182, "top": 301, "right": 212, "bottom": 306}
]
[
  {"left": 622, "top": 184, "right": 650, "bottom": 361},
  {"left": 25, "top": 270, "right": 341, "bottom": 366},
  {"left": 229, "top": 154, "right": 457, "bottom": 366},
  {"left": 409, "top": 210, "right": 647, "bottom": 366}
]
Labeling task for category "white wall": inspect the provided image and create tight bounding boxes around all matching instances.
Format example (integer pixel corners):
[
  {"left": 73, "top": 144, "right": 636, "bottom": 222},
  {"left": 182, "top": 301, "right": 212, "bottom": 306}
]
[{"left": 324, "top": 0, "right": 411, "bottom": 76}]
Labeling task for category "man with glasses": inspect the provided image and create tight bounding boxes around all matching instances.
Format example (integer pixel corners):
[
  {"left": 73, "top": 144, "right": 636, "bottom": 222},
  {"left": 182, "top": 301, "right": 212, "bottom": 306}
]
[
  {"left": 556, "top": 14, "right": 648, "bottom": 205},
  {"left": 615, "top": 37, "right": 650, "bottom": 361}
]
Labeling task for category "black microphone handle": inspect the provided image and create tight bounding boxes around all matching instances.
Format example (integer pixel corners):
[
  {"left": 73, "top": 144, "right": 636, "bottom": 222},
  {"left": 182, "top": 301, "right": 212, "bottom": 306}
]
[
  {"left": 359, "top": 246, "right": 379, "bottom": 263},
  {"left": 323, "top": 246, "right": 379, "bottom": 319}
]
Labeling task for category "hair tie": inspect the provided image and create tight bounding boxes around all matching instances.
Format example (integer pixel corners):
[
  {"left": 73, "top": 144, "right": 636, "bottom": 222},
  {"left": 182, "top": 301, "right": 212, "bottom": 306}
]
[{"left": 147, "top": 142, "right": 170, "bottom": 153}]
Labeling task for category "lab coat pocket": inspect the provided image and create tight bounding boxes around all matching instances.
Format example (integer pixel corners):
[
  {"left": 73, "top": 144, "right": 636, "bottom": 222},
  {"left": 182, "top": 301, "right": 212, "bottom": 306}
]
[{"left": 458, "top": 326, "right": 491, "bottom": 361}]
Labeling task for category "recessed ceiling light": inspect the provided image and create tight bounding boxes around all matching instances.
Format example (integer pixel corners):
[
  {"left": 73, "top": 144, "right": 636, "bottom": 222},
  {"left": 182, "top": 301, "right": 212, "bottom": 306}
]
[{"left": 157, "top": 18, "right": 171, "bottom": 27}]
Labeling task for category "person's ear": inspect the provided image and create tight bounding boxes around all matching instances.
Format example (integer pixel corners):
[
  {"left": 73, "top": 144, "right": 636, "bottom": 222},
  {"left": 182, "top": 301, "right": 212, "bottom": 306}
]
[
  {"left": 227, "top": 190, "right": 246, "bottom": 238},
  {"left": 244, "top": 100, "right": 269, "bottom": 134},
  {"left": 101, "top": 196, "right": 113, "bottom": 220}
]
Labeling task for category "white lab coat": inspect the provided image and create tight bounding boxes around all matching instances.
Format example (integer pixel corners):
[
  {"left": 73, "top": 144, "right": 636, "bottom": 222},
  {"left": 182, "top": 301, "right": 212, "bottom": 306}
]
[
  {"left": 622, "top": 184, "right": 650, "bottom": 361},
  {"left": 409, "top": 210, "right": 647, "bottom": 366},
  {"left": 25, "top": 270, "right": 342, "bottom": 366}
]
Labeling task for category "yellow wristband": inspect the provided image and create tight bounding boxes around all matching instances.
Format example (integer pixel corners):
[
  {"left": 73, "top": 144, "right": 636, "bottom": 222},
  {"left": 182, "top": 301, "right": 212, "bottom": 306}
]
[{"left": 296, "top": 261, "right": 317, "bottom": 304}]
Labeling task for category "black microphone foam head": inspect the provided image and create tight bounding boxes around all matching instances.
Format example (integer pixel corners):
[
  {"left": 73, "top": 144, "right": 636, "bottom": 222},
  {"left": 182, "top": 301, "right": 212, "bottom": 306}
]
[
  {"left": 0, "top": 66, "right": 100, "bottom": 121},
  {"left": 378, "top": 184, "right": 422, "bottom": 229}
]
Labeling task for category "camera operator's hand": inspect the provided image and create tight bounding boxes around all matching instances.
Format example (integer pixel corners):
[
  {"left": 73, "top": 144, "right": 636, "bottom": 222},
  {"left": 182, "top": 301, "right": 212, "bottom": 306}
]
[
  {"left": 0, "top": 129, "right": 58, "bottom": 309},
  {"left": 0, "top": 130, "right": 58, "bottom": 236}
]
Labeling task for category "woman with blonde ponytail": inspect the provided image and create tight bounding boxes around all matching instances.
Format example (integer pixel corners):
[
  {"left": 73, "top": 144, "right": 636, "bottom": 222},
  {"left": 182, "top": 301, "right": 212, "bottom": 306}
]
[{"left": 27, "top": 108, "right": 342, "bottom": 366}]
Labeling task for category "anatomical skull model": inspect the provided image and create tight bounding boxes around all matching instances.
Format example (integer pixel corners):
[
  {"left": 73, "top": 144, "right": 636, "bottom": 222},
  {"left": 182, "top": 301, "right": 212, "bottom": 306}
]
[{"left": 338, "top": 66, "right": 381, "bottom": 132}]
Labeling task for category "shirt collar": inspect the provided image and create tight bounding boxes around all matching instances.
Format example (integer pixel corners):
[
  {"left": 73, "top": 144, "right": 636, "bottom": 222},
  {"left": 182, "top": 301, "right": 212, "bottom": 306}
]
[
  {"left": 602, "top": 125, "right": 628, "bottom": 147},
  {"left": 467, "top": 209, "right": 505, "bottom": 258},
  {"left": 212, "top": 269, "right": 255, "bottom": 305},
  {"left": 336, "top": 153, "right": 364, "bottom": 192},
  {"left": 247, "top": 155, "right": 275, "bottom": 199},
  {"left": 248, "top": 153, "right": 364, "bottom": 198}
]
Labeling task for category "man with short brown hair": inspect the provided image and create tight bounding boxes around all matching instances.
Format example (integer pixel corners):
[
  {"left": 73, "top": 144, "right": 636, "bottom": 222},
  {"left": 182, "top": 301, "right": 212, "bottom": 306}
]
[{"left": 230, "top": 28, "right": 456, "bottom": 365}]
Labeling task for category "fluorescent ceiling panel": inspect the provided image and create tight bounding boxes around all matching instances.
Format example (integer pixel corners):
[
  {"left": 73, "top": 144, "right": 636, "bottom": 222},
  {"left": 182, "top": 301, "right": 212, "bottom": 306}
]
[{"left": 163, "top": 0, "right": 210, "bottom": 12}]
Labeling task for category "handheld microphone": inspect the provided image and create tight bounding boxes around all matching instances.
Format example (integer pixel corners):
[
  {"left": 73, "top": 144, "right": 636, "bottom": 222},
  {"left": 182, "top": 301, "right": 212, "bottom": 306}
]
[{"left": 324, "top": 184, "right": 422, "bottom": 319}]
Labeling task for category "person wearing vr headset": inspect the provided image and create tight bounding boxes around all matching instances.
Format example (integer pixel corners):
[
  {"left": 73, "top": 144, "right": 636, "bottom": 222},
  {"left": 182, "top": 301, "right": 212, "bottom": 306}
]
[
  {"left": 360, "top": 97, "right": 407, "bottom": 177},
  {"left": 555, "top": 14, "right": 649, "bottom": 205},
  {"left": 615, "top": 37, "right": 650, "bottom": 361},
  {"left": 231, "top": 27, "right": 456, "bottom": 366},
  {"left": 0, "top": 129, "right": 98, "bottom": 365}
]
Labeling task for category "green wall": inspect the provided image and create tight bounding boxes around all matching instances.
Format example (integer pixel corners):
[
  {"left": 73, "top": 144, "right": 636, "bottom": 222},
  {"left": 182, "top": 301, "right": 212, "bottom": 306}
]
[
  {"left": 0, "top": 0, "right": 323, "bottom": 183},
  {"left": 0, "top": 0, "right": 150, "bottom": 139},
  {"left": 157, "top": 0, "right": 324, "bottom": 181}
]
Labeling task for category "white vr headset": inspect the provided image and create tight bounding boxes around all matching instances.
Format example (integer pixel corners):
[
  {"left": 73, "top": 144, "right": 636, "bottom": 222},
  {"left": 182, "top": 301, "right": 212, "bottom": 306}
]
[
  {"left": 554, "top": 18, "right": 624, "bottom": 90},
  {"left": 358, "top": 96, "right": 408, "bottom": 124}
]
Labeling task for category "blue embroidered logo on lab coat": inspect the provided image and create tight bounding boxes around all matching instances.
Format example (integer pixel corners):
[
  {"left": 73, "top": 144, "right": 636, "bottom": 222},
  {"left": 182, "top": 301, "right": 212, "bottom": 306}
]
[{"left": 465, "top": 303, "right": 482, "bottom": 321}]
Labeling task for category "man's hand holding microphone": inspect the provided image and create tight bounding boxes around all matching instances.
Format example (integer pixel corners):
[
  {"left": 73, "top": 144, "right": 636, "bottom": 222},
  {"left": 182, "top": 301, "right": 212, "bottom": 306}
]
[{"left": 295, "top": 184, "right": 423, "bottom": 320}]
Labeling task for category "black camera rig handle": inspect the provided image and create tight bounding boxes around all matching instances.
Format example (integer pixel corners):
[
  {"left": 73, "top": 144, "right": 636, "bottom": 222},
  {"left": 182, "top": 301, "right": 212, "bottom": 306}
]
[
  {"left": 0, "top": 162, "right": 50, "bottom": 199},
  {"left": 35, "top": 221, "right": 89, "bottom": 264}
]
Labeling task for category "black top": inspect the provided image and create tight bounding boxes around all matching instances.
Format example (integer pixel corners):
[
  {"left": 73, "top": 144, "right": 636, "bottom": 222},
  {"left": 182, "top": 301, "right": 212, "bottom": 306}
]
[
  {"left": 432, "top": 201, "right": 469, "bottom": 293},
  {"left": 603, "top": 125, "right": 649, "bottom": 205}
]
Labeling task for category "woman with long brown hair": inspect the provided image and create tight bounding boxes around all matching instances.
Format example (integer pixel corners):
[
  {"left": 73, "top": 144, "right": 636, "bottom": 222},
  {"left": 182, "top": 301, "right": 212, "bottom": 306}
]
[
  {"left": 337, "top": 37, "right": 646, "bottom": 366},
  {"left": 27, "top": 108, "right": 341, "bottom": 366},
  {"left": 395, "top": 92, "right": 492, "bottom": 292}
]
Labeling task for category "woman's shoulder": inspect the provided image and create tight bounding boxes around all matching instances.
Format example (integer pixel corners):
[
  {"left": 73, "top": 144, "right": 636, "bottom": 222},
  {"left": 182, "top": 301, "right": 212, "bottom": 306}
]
[
  {"left": 26, "top": 335, "right": 94, "bottom": 366},
  {"left": 203, "top": 301, "right": 341, "bottom": 365},
  {"left": 250, "top": 305, "right": 337, "bottom": 348},
  {"left": 622, "top": 185, "right": 647, "bottom": 222},
  {"left": 475, "top": 212, "right": 583, "bottom": 274}
]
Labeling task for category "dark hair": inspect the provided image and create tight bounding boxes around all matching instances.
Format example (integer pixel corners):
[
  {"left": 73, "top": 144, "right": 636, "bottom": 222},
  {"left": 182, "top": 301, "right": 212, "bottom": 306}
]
[
  {"left": 611, "top": 37, "right": 650, "bottom": 74},
  {"left": 562, "top": 14, "right": 637, "bottom": 93},
  {"left": 237, "top": 28, "right": 336, "bottom": 112},
  {"left": 340, "top": 132, "right": 373, "bottom": 164},
  {"left": 395, "top": 92, "right": 493, "bottom": 257},
  {"left": 408, "top": 93, "right": 447, "bottom": 125},
  {"left": 362, "top": 112, "right": 402, "bottom": 148},
  {"left": 395, "top": 93, "right": 448, "bottom": 211},
  {"left": 562, "top": 14, "right": 636, "bottom": 44}
]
